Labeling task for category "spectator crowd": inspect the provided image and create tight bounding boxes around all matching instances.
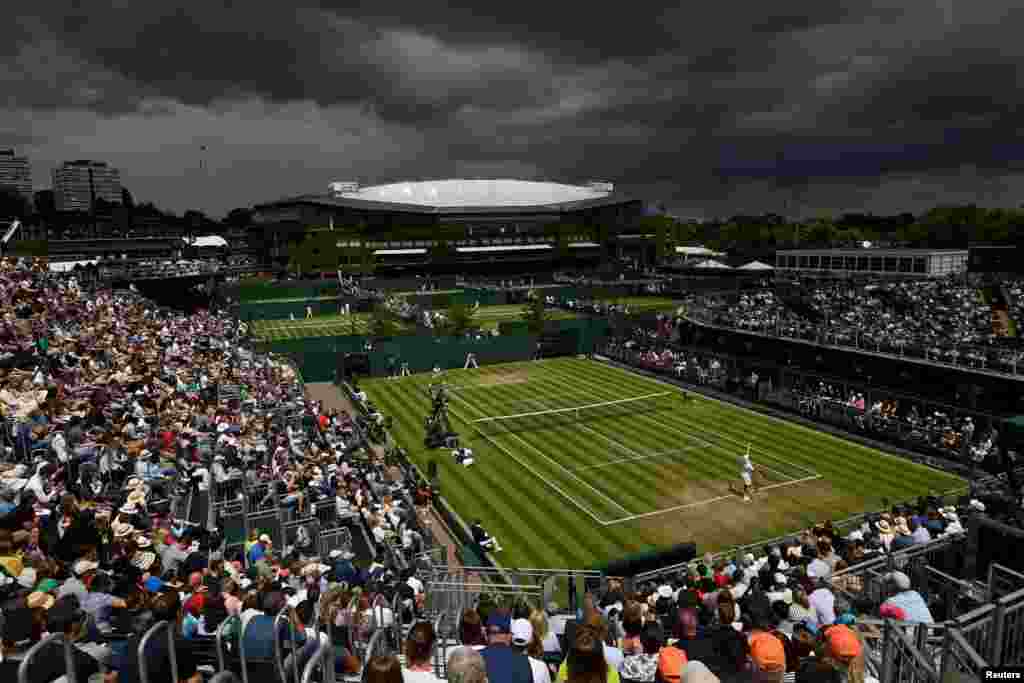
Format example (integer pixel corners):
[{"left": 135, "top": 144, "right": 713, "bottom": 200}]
[
  {"left": 690, "top": 278, "right": 1024, "bottom": 375},
  {"left": 0, "top": 255, "right": 440, "bottom": 682}
]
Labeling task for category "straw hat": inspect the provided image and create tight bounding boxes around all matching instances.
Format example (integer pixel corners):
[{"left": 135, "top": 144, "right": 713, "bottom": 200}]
[
  {"left": 132, "top": 552, "right": 157, "bottom": 571},
  {"left": 27, "top": 592, "right": 55, "bottom": 610}
]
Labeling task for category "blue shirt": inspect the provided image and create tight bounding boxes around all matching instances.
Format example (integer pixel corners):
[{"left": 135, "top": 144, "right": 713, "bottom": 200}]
[
  {"left": 249, "top": 542, "right": 267, "bottom": 564},
  {"left": 480, "top": 644, "right": 533, "bottom": 683}
]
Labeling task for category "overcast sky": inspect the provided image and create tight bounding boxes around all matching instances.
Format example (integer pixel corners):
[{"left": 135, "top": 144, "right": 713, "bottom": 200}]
[{"left": 4, "top": 1, "right": 1022, "bottom": 219}]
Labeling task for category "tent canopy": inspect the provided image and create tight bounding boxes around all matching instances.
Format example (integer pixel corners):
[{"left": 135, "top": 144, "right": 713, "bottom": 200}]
[
  {"left": 675, "top": 245, "right": 724, "bottom": 257},
  {"left": 688, "top": 258, "right": 732, "bottom": 269},
  {"left": 49, "top": 259, "right": 99, "bottom": 272},
  {"left": 739, "top": 260, "right": 774, "bottom": 270},
  {"left": 185, "top": 235, "right": 228, "bottom": 248}
]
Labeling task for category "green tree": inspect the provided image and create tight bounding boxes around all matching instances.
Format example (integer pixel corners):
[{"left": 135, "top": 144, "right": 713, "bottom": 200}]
[
  {"left": 369, "top": 304, "right": 400, "bottom": 338},
  {"left": 33, "top": 190, "right": 55, "bottom": 218},
  {"left": 446, "top": 301, "right": 477, "bottom": 336},
  {"left": 521, "top": 294, "right": 549, "bottom": 334},
  {"left": 0, "top": 186, "right": 30, "bottom": 220},
  {"left": 224, "top": 207, "right": 252, "bottom": 228}
]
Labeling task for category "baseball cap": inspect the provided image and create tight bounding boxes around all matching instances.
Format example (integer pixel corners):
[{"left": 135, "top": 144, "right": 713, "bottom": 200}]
[
  {"left": 824, "top": 624, "right": 862, "bottom": 659},
  {"left": 748, "top": 631, "right": 786, "bottom": 672},
  {"left": 486, "top": 610, "right": 512, "bottom": 633},
  {"left": 511, "top": 618, "right": 533, "bottom": 646}
]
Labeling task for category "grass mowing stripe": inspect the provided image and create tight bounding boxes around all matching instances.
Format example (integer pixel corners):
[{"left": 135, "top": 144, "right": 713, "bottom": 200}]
[
  {"left": 582, "top": 359, "right": 963, "bottom": 490},
  {"left": 474, "top": 369, "right": 696, "bottom": 513},
  {"left": 536, "top": 362, "right": 761, "bottom": 503},
  {"left": 551, "top": 360, "right": 875, "bottom": 535},
  {"left": 497, "top": 384, "right": 689, "bottom": 516},
  {"left": 429, "top": 366, "right": 679, "bottom": 562},
  {"left": 543, "top": 360, "right": 823, "bottom": 538},
  {"left": 572, "top": 360, "right": 959, "bottom": 491},
  {"left": 479, "top": 363, "right": 746, "bottom": 513},
  {"left": 548, "top": 358, "right": 954, "bottom": 507},
  {"left": 447, "top": 387, "right": 632, "bottom": 520},
  {"left": 570, "top": 358, "right": 964, "bottom": 503},
  {"left": 367, "top": 376, "right": 595, "bottom": 568}
]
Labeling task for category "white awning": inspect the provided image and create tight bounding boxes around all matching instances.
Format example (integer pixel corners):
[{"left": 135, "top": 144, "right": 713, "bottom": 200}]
[
  {"left": 675, "top": 246, "right": 723, "bottom": 257},
  {"left": 738, "top": 260, "right": 774, "bottom": 270},
  {"left": 373, "top": 248, "right": 427, "bottom": 256},
  {"left": 49, "top": 259, "right": 99, "bottom": 272},
  {"left": 184, "top": 235, "right": 228, "bottom": 248},
  {"left": 568, "top": 242, "right": 601, "bottom": 248},
  {"left": 689, "top": 259, "right": 732, "bottom": 269},
  {"left": 456, "top": 244, "right": 553, "bottom": 253}
]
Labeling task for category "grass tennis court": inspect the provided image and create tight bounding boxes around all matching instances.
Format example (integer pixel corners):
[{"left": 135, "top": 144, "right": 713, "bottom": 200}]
[
  {"left": 248, "top": 304, "right": 581, "bottom": 341},
  {"left": 250, "top": 313, "right": 387, "bottom": 340},
  {"left": 363, "top": 358, "right": 965, "bottom": 570}
]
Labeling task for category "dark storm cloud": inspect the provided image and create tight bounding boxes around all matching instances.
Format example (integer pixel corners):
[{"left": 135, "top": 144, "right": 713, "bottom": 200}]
[{"left": 6, "top": 0, "right": 1024, "bottom": 215}]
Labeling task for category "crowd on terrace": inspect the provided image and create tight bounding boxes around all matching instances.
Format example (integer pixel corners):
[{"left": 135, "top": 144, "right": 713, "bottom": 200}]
[
  {"left": 603, "top": 322, "right": 1009, "bottom": 467},
  {"left": 0, "top": 255, "right": 1009, "bottom": 683},
  {"left": 357, "top": 493, "right": 978, "bottom": 683},
  {"left": 0, "top": 257, "right": 442, "bottom": 681},
  {"left": 689, "top": 278, "right": 1024, "bottom": 374}
]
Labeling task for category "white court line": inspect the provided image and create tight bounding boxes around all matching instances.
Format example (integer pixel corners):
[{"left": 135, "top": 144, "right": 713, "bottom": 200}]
[
  {"left": 521, "top": 397, "right": 644, "bottom": 465},
  {"left": 554, "top": 360, "right": 819, "bottom": 480},
  {"left": 594, "top": 358, "right": 888, "bottom": 478},
  {"left": 535, "top": 363, "right": 792, "bottom": 478},
  {"left": 575, "top": 445, "right": 704, "bottom": 471},
  {"left": 446, "top": 393, "right": 627, "bottom": 522},
  {"left": 601, "top": 474, "right": 824, "bottom": 526}
]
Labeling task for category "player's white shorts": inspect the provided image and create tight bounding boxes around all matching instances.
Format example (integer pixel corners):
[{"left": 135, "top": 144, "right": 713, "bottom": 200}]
[{"left": 742, "top": 472, "right": 752, "bottom": 486}]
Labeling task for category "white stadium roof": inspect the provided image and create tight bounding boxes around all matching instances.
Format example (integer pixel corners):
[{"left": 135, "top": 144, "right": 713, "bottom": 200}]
[
  {"left": 184, "top": 235, "right": 228, "bottom": 248},
  {"left": 335, "top": 179, "right": 612, "bottom": 208}
]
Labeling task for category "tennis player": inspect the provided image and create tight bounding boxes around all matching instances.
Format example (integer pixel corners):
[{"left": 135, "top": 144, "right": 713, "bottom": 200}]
[{"left": 741, "top": 446, "right": 757, "bottom": 502}]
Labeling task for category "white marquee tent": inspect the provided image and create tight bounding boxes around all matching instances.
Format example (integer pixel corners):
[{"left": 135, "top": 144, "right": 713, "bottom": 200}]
[{"left": 738, "top": 260, "right": 774, "bottom": 271}]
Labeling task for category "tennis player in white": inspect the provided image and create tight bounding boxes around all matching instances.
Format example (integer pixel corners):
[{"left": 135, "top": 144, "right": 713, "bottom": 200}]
[{"left": 741, "top": 446, "right": 757, "bottom": 502}]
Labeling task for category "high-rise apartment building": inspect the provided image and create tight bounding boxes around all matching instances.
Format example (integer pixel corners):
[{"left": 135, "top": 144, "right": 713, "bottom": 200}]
[
  {"left": 0, "top": 150, "right": 32, "bottom": 199},
  {"left": 53, "top": 160, "right": 121, "bottom": 212}
]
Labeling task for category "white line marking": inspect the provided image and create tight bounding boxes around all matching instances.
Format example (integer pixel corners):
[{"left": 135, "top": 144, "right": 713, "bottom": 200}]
[
  {"left": 600, "top": 475, "right": 824, "bottom": 525},
  {"left": 445, "top": 393, "right": 623, "bottom": 523},
  {"left": 594, "top": 358, "right": 948, "bottom": 479},
  {"left": 548, "top": 361, "right": 819, "bottom": 479},
  {"left": 575, "top": 445, "right": 704, "bottom": 471}
]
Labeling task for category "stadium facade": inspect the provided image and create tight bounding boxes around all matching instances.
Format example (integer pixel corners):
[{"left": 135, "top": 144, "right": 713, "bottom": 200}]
[{"left": 250, "top": 179, "right": 646, "bottom": 274}]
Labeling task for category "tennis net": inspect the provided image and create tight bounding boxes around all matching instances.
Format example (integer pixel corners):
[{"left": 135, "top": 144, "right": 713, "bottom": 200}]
[{"left": 470, "top": 391, "right": 674, "bottom": 436}]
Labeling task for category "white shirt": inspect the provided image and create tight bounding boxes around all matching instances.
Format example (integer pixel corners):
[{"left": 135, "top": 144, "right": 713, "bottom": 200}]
[
  {"left": 52, "top": 433, "right": 68, "bottom": 463},
  {"left": 528, "top": 655, "right": 552, "bottom": 683},
  {"left": 809, "top": 587, "right": 836, "bottom": 626}
]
